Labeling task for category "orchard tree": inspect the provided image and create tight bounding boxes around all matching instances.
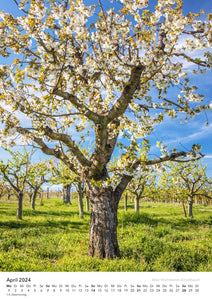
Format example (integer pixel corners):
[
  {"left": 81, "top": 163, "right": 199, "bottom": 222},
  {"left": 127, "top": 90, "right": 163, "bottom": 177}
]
[
  {"left": 50, "top": 159, "right": 74, "bottom": 204},
  {"left": 169, "top": 160, "right": 212, "bottom": 218},
  {"left": 50, "top": 159, "right": 85, "bottom": 216},
  {"left": 127, "top": 166, "right": 156, "bottom": 212},
  {"left": 0, "top": 148, "right": 32, "bottom": 219},
  {"left": 0, "top": 181, "right": 9, "bottom": 200},
  {"left": 158, "top": 162, "right": 189, "bottom": 216},
  {"left": 27, "top": 160, "right": 49, "bottom": 210},
  {"left": 0, "top": 0, "right": 211, "bottom": 257}
]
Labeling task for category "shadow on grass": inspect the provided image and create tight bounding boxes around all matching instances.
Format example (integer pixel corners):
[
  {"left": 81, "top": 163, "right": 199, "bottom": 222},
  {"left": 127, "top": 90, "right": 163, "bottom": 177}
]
[
  {"left": 0, "top": 218, "right": 90, "bottom": 232},
  {"left": 120, "top": 212, "right": 211, "bottom": 229},
  {"left": 24, "top": 208, "right": 90, "bottom": 218},
  {"left": 0, "top": 209, "right": 17, "bottom": 216},
  {"left": 24, "top": 209, "right": 78, "bottom": 217}
]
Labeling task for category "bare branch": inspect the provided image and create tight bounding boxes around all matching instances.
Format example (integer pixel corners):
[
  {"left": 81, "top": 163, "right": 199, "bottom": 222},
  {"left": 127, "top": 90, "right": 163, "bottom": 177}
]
[
  {"left": 145, "top": 151, "right": 197, "bottom": 165},
  {"left": 41, "top": 126, "right": 91, "bottom": 167},
  {"left": 12, "top": 0, "right": 29, "bottom": 14},
  {"left": 105, "top": 64, "right": 145, "bottom": 124},
  {"left": 15, "top": 127, "right": 79, "bottom": 174},
  {"left": 114, "top": 150, "right": 203, "bottom": 203},
  {"left": 98, "top": 0, "right": 108, "bottom": 31},
  {"left": 173, "top": 52, "right": 207, "bottom": 67},
  {"left": 30, "top": 110, "right": 83, "bottom": 118},
  {"left": 51, "top": 89, "right": 102, "bottom": 123},
  {"left": 159, "top": 94, "right": 185, "bottom": 110},
  {"left": 0, "top": 167, "right": 19, "bottom": 193},
  {"left": 183, "top": 30, "right": 205, "bottom": 35},
  {"left": 195, "top": 193, "right": 212, "bottom": 200}
]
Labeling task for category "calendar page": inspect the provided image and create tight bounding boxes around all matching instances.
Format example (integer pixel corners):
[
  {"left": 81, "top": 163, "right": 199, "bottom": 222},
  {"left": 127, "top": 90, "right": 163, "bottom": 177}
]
[
  {"left": 0, "top": 272, "right": 211, "bottom": 300},
  {"left": 0, "top": 0, "right": 212, "bottom": 297}
]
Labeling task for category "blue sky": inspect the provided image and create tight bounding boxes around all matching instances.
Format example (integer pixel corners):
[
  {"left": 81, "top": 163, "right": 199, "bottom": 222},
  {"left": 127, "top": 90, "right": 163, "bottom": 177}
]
[{"left": 0, "top": 0, "right": 212, "bottom": 178}]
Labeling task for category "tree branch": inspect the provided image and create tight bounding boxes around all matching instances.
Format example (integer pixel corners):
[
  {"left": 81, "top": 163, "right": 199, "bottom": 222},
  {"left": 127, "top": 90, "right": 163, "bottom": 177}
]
[
  {"left": 12, "top": 0, "right": 29, "bottom": 14},
  {"left": 105, "top": 64, "right": 145, "bottom": 124},
  {"left": 0, "top": 167, "right": 20, "bottom": 193},
  {"left": 145, "top": 151, "right": 187, "bottom": 166},
  {"left": 51, "top": 89, "right": 102, "bottom": 123},
  {"left": 195, "top": 193, "right": 212, "bottom": 200},
  {"left": 173, "top": 52, "right": 207, "bottom": 67},
  {"left": 41, "top": 126, "right": 91, "bottom": 167},
  {"left": 16, "top": 127, "right": 79, "bottom": 174},
  {"left": 114, "top": 150, "right": 200, "bottom": 204},
  {"left": 30, "top": 110, "right": 84, "bottom": 118}
]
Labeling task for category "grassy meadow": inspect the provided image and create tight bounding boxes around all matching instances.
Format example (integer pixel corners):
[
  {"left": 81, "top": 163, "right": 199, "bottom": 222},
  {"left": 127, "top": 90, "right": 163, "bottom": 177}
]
[{"left": 0, "top": 196, "right": 212, "bottom": 272}]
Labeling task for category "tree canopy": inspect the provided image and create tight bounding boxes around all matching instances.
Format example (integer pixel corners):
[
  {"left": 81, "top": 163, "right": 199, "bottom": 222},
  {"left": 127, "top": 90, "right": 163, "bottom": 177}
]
[
  {"left": 0, "top": 0, "right": 211, "bottom": 185},
  {"left": 0, "top": 0, "right": 211, "bottom": 257}
]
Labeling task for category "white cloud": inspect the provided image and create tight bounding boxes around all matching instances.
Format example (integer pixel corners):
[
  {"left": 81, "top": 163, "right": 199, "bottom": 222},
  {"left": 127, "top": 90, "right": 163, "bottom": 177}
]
[
  {"left": 173, "top": 35, "right": 209, "bottom": 72},
  {"left": 164, "top": 124, "right": 212, "bottom": 145}
]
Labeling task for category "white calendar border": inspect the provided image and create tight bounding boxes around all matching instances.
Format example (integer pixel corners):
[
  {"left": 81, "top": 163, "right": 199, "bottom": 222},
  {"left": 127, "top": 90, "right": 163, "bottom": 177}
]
[{"left": 0, "top": 271, "right": 211, "bottom": 300}]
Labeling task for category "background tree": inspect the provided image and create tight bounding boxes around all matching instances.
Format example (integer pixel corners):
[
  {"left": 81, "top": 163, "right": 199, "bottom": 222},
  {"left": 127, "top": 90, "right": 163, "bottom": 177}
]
[
  {"left": 164, "top": 160, "right": 212, "bottom": 217},
  {"left": 0, "top": 0, "right": 211, "bottom": 258},
  {"left": 50, "top": 159, "right": 86, "bottom": 217},
  {"left": 0, "top": 181, "right": 9, "bottom": 200},
  {"left": 158, "top": 162, "right": 188, "bottom": 216},
  {"left": 75, "top": 178, "right": 85, "bottom": 218},
  {"left": 50, "top": 159, "right": 73, "bottom": 204},
  {"left": 127, "top": 167, "right": 156, "bottom": 212},
  {"left": 0, "top": 148, "right": 32, "bottom": 219},
  {"left": 25, "top": 186, "right": 33, "bottom": 203},
  {"left": 27, "top": 160, "right": 49, "bottom": 210}
]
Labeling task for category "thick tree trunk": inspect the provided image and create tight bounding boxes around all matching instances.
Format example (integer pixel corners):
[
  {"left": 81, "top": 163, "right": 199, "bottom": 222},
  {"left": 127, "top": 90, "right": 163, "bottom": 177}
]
[
  {"left": 17, "top": 191, "right": 23, "bottom": 220},
  {"left": 188, "top": 196, "right": 193, "bottom": 218},
  {"left": 62, "top": 184, "right": 71, "bottom": 204},
  {"left": 31, "top": 189, "right": 38, "bottom": 210},
  {"left": 87, "top": 185, "right": 120, "bottom": 259}
]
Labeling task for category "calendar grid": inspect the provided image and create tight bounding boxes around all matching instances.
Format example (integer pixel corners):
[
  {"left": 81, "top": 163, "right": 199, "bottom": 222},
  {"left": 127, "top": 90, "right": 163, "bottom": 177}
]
[{"left": 1, "top": 272, "right": 210, "bottom": 299}]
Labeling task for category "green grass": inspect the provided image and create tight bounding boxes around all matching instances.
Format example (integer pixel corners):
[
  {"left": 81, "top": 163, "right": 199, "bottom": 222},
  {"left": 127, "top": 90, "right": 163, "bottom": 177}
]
[{"left": 0, "top": 197, "right": 211, "bottom": 271}]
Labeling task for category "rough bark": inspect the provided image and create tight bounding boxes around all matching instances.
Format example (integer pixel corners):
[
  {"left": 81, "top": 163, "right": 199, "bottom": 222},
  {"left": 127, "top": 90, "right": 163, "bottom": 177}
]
[
  {"left": 31, "top": 189, "right": 38, "bottom": 210},
  {"left": 134, "top": 197, "right": 139, "bottom": 213},
  {"left": 62, "top": 184, "right": 71, "bottom": 204},
  {"left": 17, "top": 191, "right": 23, "bottom": 220},
  {"left": 188, "top": 196, "right": 193, "bottom": 218},
  {"left": 87, "top": 185, "right": 120, "bottom": 259}
]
